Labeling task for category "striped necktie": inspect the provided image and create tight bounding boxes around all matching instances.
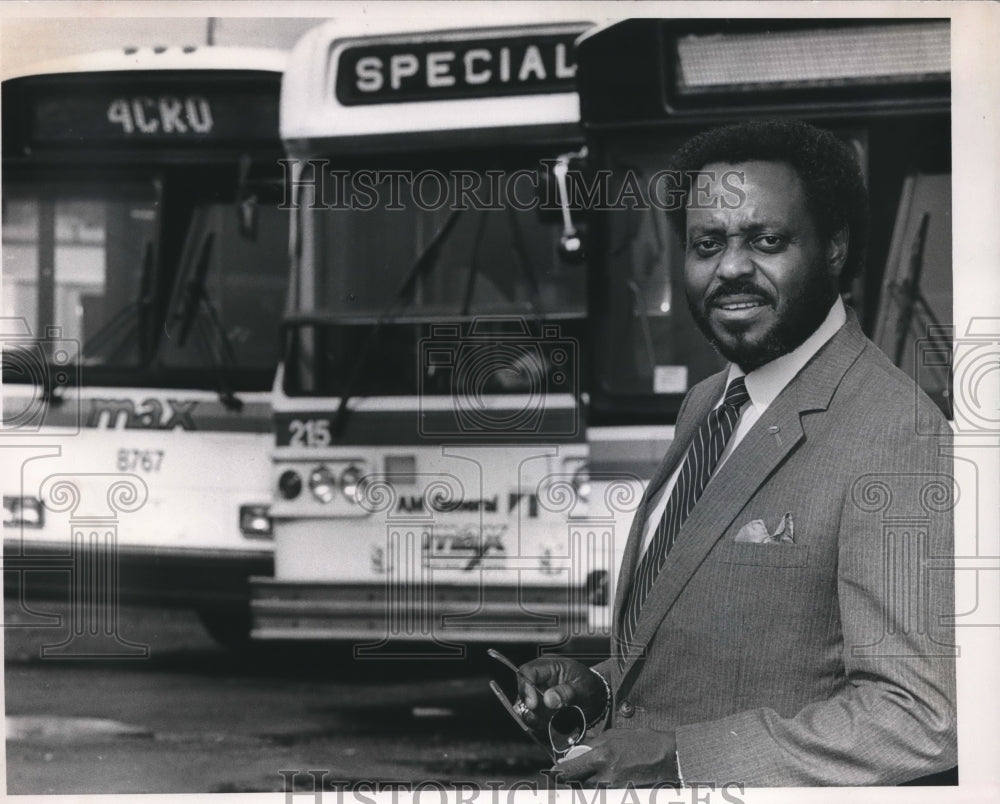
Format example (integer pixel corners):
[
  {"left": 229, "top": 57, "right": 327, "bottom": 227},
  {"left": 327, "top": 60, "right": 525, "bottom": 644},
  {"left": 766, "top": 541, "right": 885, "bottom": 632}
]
[{"left": 618, "top": 376, "right": 750, "bottom": 665}]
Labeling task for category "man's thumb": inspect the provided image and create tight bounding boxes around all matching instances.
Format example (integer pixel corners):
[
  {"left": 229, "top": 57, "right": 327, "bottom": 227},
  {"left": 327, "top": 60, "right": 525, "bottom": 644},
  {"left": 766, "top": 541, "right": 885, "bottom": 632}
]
[{"left": 543, "top": 686, "right": 570, "bottom": 709}]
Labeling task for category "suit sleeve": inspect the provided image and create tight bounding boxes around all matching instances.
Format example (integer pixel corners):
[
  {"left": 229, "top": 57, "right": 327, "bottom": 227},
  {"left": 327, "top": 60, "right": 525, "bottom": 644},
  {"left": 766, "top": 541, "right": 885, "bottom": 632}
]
[{"left": 673, "top": 416, "right": 957, "bottom": 785}]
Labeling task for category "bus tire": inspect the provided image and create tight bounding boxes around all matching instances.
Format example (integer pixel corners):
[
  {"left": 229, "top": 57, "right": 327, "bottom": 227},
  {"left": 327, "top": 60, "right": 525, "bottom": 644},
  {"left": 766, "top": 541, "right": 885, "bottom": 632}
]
[{"left": 196, "top": 606, "right": 254, "bottom": 652}]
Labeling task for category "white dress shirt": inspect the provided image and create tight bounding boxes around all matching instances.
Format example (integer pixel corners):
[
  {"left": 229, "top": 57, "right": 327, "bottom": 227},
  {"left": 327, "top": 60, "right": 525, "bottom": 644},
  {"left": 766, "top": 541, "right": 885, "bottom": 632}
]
[{"left": 640, "top": 297, "right": 848, "bottom": 553}]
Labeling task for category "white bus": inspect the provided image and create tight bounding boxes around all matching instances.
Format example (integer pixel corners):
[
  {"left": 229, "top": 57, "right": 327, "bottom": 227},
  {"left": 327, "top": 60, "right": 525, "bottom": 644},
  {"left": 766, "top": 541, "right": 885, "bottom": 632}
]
[
  {"left": 252, "top": 16, "right": 656, "bottom": 659},
  {"left": 2, "top": 46, "right": 291, "bottom": 650}
]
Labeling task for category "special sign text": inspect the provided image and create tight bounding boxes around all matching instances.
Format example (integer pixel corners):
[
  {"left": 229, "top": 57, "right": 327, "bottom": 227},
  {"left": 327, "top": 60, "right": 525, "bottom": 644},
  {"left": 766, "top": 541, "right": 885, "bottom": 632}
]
[{"left": 336, "top": 31, "right": 581, "bottom": 105}]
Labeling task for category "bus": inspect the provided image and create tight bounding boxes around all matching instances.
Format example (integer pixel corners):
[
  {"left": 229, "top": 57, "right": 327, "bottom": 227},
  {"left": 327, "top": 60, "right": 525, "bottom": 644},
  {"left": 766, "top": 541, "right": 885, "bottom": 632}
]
[
  {"left": 252, "top": 16, "right": 950, "bottom": 661},
  {"left": 1, "top": 46, "right": 291, "bottom": 650},
  {"left": 573, "top": 18, "right": 952, "bottom": 426},
  {"left": 251, "top": 16, "right": 645, "bottom": 657}
]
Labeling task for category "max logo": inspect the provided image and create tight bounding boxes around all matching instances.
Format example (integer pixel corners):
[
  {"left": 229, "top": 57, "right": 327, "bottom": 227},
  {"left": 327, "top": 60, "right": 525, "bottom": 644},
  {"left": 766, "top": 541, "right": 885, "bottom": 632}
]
[
  {"left": 88, "top": 398, "right": 197, "bottom": 430},
  {"left": 424, "top": 525, "right": 507, "bottom": 571}
]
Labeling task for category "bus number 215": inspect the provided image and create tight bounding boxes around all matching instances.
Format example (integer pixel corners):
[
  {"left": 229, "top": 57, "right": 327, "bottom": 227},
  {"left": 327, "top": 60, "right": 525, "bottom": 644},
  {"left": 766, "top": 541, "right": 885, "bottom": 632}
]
[{"left": 289, "top": 419, "right": 332, "bottom": 448}]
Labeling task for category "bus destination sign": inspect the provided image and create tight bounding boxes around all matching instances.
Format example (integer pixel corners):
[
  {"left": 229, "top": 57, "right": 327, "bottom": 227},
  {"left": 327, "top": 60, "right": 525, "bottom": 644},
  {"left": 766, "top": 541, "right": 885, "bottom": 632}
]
[
  {"left": 105, "top": 95, "right": 215, "bottom": 135},
  {"left": 336, "top": 32, "right": 580, "bottom": 105},
  {"left": 27, "top": 84, "right": 278, "bottom": 146}
]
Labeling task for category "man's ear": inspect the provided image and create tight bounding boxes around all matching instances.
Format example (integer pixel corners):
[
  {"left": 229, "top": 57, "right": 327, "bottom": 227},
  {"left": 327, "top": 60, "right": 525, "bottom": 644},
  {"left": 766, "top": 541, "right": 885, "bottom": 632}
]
[{"left": 827, "top": 227, "right": 849, "bottom": 277}]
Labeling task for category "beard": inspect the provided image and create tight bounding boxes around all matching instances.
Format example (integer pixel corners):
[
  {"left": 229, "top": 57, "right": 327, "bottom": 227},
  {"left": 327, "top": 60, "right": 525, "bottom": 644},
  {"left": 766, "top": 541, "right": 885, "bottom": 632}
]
[{"left": 686, "top": 271, "right": 839, "bottom": 373}]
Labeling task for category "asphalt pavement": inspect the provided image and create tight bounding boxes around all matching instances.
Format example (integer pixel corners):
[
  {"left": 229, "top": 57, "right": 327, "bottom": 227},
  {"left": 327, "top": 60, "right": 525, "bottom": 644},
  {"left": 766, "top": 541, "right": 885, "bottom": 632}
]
[{"left": 4, "top": 600, "right": 553, "bottom": 794}]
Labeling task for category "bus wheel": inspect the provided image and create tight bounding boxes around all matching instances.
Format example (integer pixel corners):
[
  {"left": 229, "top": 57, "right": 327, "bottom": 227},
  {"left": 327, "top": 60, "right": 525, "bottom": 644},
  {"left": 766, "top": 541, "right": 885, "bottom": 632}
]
[{"left": 196, "top": 606, "right": 253, "bottom": 652}]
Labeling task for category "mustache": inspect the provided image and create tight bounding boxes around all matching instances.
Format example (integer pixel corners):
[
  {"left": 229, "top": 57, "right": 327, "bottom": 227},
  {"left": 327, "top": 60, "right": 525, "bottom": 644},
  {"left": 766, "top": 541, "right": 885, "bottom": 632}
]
[{"left": 706, "top": 279, "right": 774, "bottom": 306}]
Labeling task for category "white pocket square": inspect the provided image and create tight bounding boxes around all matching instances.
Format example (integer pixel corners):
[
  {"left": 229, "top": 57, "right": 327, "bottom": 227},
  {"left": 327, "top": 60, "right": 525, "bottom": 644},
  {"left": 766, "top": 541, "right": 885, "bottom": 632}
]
[{"left": 734, "top": 513, "right": 795, "bottom": 544}]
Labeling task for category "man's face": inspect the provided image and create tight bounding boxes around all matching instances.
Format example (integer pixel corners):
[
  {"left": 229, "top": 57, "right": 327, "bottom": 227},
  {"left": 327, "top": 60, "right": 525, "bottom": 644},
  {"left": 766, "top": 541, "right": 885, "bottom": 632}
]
[{"left": 683, "top": 160, "right": 846, "bottom": 372}]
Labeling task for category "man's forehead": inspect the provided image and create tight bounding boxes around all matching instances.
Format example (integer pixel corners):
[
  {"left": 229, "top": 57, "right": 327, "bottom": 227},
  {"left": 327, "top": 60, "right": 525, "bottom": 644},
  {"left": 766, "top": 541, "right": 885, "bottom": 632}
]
[
  {"left": 685, "top": 160, "right": 809, "bottom": 227},
  {"left": 697, "top": 160, "right": 804, "bottom": 194}
]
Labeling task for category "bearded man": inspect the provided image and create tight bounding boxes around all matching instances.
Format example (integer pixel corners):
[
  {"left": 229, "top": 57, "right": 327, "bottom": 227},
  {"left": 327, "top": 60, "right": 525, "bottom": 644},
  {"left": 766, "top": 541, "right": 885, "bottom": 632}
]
[{"left": 514, "top": 119, "right": 956, "bottom": 787}]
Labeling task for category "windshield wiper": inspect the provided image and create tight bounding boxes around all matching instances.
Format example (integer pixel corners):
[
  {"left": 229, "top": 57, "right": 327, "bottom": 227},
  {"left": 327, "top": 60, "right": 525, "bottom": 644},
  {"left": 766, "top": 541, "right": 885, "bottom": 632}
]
[
  {"left": 83, "top": 240, "right": 156, "bottom": 365},
  {"left": 330, "top": 207, "right": 464, "bottom": 437},
  {"left": 169, "top": 226, "right": 243, "bottom": 411}
]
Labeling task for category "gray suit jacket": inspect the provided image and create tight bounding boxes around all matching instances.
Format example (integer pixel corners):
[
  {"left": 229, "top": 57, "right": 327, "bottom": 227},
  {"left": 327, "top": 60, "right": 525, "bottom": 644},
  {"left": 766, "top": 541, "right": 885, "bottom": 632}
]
[{"left": 592, "top": 312, "right": 956, "bottom": 786}]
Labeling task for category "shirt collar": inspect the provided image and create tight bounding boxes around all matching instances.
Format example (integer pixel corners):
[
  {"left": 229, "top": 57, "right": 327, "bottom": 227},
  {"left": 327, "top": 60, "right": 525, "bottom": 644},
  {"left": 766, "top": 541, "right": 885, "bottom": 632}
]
[{"left": 725, "top": 296, "right": 848, "bottom": 413}]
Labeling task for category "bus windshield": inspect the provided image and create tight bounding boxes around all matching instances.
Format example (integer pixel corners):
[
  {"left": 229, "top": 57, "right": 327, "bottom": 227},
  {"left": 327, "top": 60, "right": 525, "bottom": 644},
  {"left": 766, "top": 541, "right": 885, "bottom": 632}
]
[
  {"left": 2, "top": 173, "right": 289, "bottom": 390},
  {"left": 284, "top": 152, "right": 587, "bottom": 396},
  {"left": 3, "top": 181, "right": 157, "bottom": 369}
]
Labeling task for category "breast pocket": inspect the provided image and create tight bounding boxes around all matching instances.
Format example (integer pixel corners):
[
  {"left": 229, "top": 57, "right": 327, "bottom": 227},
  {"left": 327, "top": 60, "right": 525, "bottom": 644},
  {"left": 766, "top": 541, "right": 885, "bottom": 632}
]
[{"left": 708, "top": 540, "right": 811, "bottom": 567}]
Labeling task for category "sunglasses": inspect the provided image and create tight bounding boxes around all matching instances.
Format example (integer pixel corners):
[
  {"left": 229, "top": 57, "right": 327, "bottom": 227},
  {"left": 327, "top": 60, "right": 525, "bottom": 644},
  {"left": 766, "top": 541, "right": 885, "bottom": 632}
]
[{"left": 486, "top": 648, "right": 588, "bottom": 763}]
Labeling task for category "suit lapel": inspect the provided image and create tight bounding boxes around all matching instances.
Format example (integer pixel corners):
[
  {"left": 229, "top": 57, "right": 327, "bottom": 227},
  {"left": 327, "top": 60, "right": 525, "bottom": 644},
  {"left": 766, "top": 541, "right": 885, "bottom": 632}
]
[
  {"left": 610, "top": 373, "right": 727, "bottom": 633},
  {"left": 616, "top": 314, "right": 869, "bottom": 682}
]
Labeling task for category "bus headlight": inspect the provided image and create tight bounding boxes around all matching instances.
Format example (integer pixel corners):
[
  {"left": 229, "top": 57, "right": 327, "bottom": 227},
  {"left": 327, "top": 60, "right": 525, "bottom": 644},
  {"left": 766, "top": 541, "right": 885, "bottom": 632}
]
[
  {"left": 3, "top": 496, "right": 44, "bottom": 528},
  {"left": 239, "top": 504, "right": 273, "bottom": 538},
  {"left": 278, "top": 470, "right": 303, "bottom": 500},
  {"left": 309, "top": 465, "right": 338, "bottom": 503},
  {"left": 339, "top": 465, "right": 363, "bottom": 502}
]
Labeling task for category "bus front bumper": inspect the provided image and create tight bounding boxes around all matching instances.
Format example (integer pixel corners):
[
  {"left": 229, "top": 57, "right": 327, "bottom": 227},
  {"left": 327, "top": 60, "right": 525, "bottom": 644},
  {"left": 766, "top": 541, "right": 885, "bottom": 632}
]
[{"left": 249, "top": 579, "right": 605, "bottom": 644}]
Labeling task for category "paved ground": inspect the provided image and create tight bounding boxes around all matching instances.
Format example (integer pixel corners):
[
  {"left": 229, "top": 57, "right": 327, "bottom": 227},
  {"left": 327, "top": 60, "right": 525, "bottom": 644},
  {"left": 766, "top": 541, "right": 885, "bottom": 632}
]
[{"left": 3, "top": 599, "right": 555, "bottom": 794}]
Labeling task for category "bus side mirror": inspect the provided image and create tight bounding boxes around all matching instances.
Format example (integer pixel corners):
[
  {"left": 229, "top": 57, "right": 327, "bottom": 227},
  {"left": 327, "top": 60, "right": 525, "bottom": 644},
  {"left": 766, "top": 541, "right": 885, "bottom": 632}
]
[{"left": 558, "top": 228, "right": 585, "bottom": 262}]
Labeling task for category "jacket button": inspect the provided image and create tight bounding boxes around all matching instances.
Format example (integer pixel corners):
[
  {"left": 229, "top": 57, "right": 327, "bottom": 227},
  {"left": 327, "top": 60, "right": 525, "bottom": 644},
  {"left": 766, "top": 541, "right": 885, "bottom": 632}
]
[{"left": 618, "top": 700, "right": 635, "bottom": 718}]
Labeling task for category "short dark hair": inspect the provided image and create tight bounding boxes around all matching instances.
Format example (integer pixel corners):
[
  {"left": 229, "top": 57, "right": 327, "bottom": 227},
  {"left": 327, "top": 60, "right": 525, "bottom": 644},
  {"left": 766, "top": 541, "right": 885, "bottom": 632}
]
[{"left": 666, "top": 118, "right": 869, "bottom": 284}]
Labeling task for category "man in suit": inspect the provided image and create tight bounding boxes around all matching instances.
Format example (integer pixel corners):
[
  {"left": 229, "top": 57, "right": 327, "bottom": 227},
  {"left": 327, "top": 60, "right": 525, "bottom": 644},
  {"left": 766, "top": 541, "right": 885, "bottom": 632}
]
[{"left": 514, "top": 119, "right": 956, "bottom": 786}]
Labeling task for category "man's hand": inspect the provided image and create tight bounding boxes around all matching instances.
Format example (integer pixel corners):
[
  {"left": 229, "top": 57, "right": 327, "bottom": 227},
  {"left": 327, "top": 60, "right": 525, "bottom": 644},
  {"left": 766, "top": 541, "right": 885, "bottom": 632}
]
[
  {"left": 553, "top": 728, "right": 679, "bottom": 787},
  {"left": 516, "top": 657, "right": 607, "bottom": 728}
]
